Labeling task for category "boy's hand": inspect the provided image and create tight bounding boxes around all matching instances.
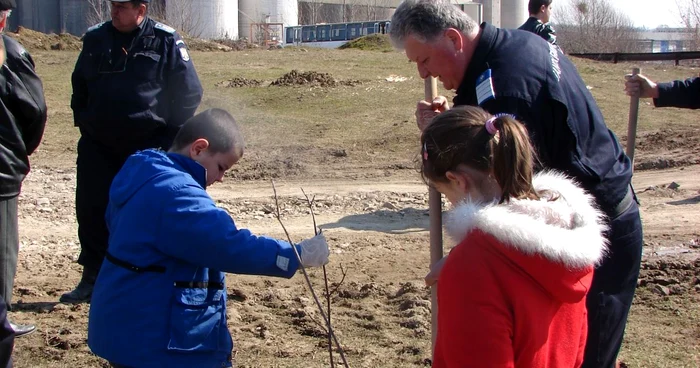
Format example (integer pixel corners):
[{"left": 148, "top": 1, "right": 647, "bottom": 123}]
[{"left": 299, "top": 233, "right": 330, "bottom": 268}]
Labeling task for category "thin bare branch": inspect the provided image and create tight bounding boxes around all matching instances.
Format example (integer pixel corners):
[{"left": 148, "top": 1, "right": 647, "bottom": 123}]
[
  {"left": 301, "top": 187, "right": 334, "bottom": 368},
  {"left": 272, "top": 181, "right": 349, "bottom": 368},
  {"left": 328, "top": 264, "right": 349, "bottom": 297}
]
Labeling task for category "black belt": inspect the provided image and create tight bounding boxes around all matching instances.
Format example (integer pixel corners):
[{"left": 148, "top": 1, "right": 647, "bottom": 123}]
[
  {"left": 173, "top": 281, "right": 224, "bottom": 290},
  {"left": 610, "top": 185, "right": 636, "bottom": 219},
  {"left": 105, "top": 252, "right": 166, "bottom": 273}
]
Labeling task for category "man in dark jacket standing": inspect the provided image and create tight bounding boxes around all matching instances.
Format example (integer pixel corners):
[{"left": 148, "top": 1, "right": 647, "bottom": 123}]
[
  {"left": 0, "top": 0, "right": 47, "bottom": 338},
  {"left": 391, "top": 1, "right": 642, "bottom": 367},
  {"left": 61, "top": 0, "right": 203, "bottom": 304},
  {"left": 518, "top": 0, "right": 557, "bottom": 45}
]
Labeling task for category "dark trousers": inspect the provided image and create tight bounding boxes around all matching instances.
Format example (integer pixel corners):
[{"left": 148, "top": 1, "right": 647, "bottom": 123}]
[
  {"left": 0, "top": 197, "right": 18, "bottom": 308},
  {"left": 0, "top": 296, "right": 13, "bottom": 368},
  {"left": 75, "top": 137, "right": 129, "bottom": 273},
  {"left": 582, "top": 200, "right": 643, "bottom": 368}
]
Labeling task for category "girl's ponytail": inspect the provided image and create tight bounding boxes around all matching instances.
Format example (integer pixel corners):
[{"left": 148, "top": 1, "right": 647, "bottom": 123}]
[{"left": 491, "top": 115, "right": 539, "bottom": 203}]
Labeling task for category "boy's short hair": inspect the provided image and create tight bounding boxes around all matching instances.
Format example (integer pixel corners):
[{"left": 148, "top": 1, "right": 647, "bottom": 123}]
[
  {"left": 171, "top": 108, "right": 244, "bottom": 157},
  {"left": 528, "top": 0, "right": 552, "bottom": 15}
]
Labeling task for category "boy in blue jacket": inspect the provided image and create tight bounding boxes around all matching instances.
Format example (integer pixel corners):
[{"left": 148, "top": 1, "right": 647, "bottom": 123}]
[{"left": 87, "top": 108, "right": 330, "bottom": 368}]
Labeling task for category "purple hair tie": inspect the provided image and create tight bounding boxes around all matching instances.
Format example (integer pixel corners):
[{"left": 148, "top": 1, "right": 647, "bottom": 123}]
[
  {"left": 486, "top": 113, "right": 516, "bottom": 135},
  {"left": 485, "top": 117, "right": 499, "bottom": 135}
]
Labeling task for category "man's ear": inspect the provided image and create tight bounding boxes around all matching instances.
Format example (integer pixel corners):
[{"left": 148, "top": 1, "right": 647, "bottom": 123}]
[
  {"left": 444, "top": 28, "right": 464, "bottom": 53},
  {"left": 540, "top": 4, "right": 547, "bottom": 14},
  {"left": 138, "top": 4, "right": 148, "bottom": 17}
]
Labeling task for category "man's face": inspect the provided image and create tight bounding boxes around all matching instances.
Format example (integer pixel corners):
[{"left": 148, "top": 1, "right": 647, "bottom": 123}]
[
  {"left": 403, "top": 31, "right": 466, "bottom": 91},
  {"left": 542, "top": 4, "right": 552, "bottom": 23},
  {"left": 111, "top": 1, "right": 144, "bottom": 33}
]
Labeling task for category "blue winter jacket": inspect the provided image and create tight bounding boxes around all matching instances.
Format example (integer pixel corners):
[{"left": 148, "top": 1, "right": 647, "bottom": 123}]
[{"left": 88, "top": 149, "right": 300, "bottom": 368}]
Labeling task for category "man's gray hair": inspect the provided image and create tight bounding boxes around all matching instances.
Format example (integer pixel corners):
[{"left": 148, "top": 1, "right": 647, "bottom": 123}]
[{"left": 390, "top": 0, "right": 478, "bottom": 49}]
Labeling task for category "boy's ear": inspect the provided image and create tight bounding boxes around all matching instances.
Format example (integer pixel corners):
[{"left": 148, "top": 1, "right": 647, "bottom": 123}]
[{"left": 189, "top": 138, "right": 210, "bottom": 157}]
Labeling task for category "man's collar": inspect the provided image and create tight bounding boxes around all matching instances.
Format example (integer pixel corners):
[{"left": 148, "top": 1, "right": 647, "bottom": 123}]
[{"left": 460, "top": 22, "right": 498, "bottom": 90}]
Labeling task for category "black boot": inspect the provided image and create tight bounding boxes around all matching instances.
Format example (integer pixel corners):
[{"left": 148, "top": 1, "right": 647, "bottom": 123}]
[
  {"left": 8, "top": 321, "right": 35, "bottom": 338},
  {"left": 59, "top": 266, "right": 97, "bottom": 304}
]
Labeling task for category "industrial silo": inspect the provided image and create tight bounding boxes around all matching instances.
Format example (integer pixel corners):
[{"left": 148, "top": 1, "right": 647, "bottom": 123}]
[
  {"left": 500, "top": 0, "right": 528, "bottom": 29},
  {"left": 238, "top": 0, "right": 298, "bottom": 42},
  {"left": 166, "top": 0, "right": 238, "bottom": 39}
]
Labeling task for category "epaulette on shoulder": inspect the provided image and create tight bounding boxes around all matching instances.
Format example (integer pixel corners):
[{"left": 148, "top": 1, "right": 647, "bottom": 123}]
[
  {"left": 86, "top": 22, "right": 105, "bottom": 33},
  {"left": 154, "top": 22, "right": 176, "bottom": 34}
]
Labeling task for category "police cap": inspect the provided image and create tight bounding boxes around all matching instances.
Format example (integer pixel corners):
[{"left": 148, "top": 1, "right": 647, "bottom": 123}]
[{"left": 0, "top": 0, "right": 16, "bottom": 11}]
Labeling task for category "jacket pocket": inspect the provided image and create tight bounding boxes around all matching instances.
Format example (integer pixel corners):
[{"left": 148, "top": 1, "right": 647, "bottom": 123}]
[
  {"left": 167, "top": 287, "right": 224, "bottom": 353},
  {"left": 131, "top": 52, "right": 161, "bottom": 81}
]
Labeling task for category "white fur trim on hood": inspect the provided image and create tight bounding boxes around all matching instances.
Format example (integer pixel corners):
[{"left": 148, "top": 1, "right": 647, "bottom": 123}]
[{"left": 445, "top": 171, "right": 609, "bottom": 268}]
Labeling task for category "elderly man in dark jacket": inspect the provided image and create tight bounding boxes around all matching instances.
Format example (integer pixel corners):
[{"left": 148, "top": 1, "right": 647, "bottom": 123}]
[{"left": 0, "top": 0, "right": 47, "bottom": 340}]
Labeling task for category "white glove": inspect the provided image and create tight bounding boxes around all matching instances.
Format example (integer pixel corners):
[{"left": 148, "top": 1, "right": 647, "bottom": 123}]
[{"left": 298, "top": 233, "right": 330, "bottom": 268}]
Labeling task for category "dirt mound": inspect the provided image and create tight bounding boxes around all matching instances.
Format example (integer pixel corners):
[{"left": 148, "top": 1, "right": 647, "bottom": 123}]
[
  {"left": 339, "top": 34, "right": 394, "bottom": 52},
  {"left": 6, "top": 26, "right": 82, "bottom": 51},
  {"left": 216, "top": 77, "right": 263, "bottom": 88},
  {"left": 270, "top": 70, "right": 361, "bottom": 87}
]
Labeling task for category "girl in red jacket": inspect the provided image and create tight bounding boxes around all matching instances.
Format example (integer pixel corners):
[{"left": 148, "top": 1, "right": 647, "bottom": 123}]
[{"left": 421, "top": 106, "right": 608, "bottom": 368}]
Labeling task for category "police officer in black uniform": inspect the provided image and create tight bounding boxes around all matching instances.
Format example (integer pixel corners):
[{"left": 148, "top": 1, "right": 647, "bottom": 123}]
[
  {"left": 61, "top": 0, "right": 203, "bottom": 304},
  {"left": 391, "top": 1, "right": 642, "bottom": 367},
  {"left": 518, "top": 0, "right": 557, "bottom": 46},
  {"left": 0, "top": 0, "right": 47, "bottom": 339}
]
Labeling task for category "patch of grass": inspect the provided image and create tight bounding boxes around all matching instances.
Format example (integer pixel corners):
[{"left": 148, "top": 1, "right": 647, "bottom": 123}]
[{"left": 30, "top": 50, "right": 700, "bottom": 179}]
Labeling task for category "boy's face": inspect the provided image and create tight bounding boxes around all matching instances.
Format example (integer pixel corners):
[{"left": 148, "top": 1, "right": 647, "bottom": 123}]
[{"left": 189, "top": 139, "right": 241, "bottom": 187}]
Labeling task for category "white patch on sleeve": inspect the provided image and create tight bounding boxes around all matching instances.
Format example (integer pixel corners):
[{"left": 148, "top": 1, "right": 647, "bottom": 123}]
[
  {"left": 155, "top": 22, "right": 176, "bottom": 34},
  {"left": 176, "top": 39, "right": 190, "bottom": 62},
  {"left": 276, "top": 256, "right": 290, "bottom": 272},
  {"left": 476, "top": 69, "right": 495, "bottom": 105}
]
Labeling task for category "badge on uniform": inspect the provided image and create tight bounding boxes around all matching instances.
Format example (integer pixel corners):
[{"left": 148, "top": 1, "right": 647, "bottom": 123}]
[
  {"left": 176, "top": 40, "right": 190, "bottom": 62},
  {"left": 476, "top": 69, "right": 495, "bottom": 105}
]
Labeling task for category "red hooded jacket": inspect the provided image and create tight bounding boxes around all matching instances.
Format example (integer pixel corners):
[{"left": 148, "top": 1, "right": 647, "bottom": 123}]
[{"left": 433, "top": 172, "right": 608, "bottom": 368}]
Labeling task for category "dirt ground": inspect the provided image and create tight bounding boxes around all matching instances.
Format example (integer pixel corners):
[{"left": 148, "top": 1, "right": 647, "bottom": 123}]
[{"left": 6, "top": 46, "right": 700, "bottom": 367}]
